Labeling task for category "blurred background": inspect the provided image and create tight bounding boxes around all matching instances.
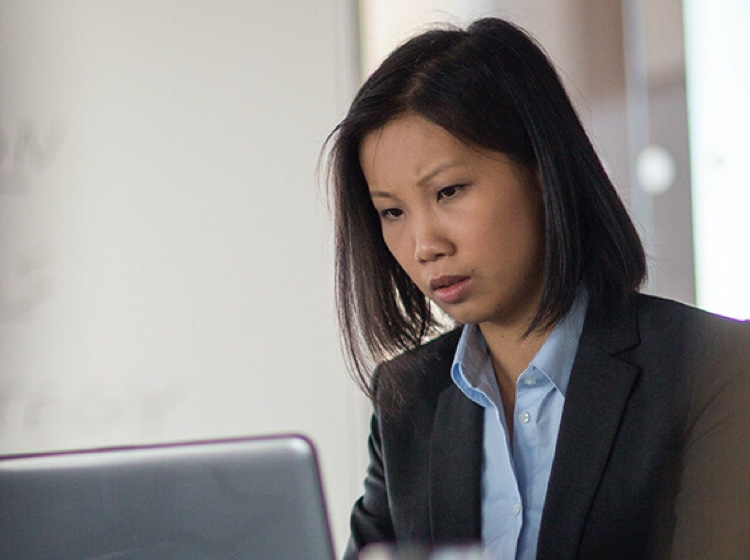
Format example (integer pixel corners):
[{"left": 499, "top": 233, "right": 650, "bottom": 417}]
[{"left": 1, "top": 0, "right": 748, "bottom": 554}]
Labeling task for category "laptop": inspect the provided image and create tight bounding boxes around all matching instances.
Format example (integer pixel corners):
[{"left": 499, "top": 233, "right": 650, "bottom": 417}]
[{"left": 0, "top": 434, "right": 336, "bottom": 560}]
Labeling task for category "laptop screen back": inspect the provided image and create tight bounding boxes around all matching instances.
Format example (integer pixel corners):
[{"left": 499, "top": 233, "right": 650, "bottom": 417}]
[{"left": 0, "top": 435, "right": 335, "bottom": 560}]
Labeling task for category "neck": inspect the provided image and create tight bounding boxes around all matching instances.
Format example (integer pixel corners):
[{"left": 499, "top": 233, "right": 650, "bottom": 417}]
[
  {"left": 479, "top": 320, "right": 551, "bottom": 441},
  {"left": 478, "top": 320, "right": 550, "bottom": 389}
]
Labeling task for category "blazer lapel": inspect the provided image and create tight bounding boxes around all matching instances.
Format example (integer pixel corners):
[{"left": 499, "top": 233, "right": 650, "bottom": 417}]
[
  {"left": 428, "top": 384, "right": 484, "bottom": 545},
  {"left": 537, "top": 303, "right": 642, "bottom": 560}
]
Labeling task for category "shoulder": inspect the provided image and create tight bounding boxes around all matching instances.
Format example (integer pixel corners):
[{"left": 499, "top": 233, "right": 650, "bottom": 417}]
[
  {"left": 635, "top": 293, "right": 744, "bottom": 323},
  {"left": 630, "top": 294, "right": 750, "bottom": 402},
  {"left": 634, "top": 293, "right": 750, "bottom": 346},
  {"left": 381, "top": 327, "right": 463, "bottom": 372},
  {"left": 580, "top": 293, "right": 749, "bottom": 385},
  {"left": 373, "top": 327, "right": 463, "bottom": 415}
]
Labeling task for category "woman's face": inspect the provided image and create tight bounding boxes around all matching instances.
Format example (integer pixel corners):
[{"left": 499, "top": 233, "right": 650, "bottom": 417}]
[{"left": 360, "top": 113, "right": 545, "bottom": 332}]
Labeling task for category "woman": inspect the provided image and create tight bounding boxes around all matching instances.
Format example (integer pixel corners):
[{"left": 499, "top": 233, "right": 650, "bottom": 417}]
[{"left": 326, "top": 18, "right": 750, "bottom": 560}]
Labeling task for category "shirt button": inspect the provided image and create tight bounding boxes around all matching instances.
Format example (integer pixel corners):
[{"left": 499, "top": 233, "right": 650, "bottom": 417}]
[
  {"left": 519, "top": 411, "right": 531, "bottom": 424},
  {"left": 513, "top": 502, "right": 522, "bottom": 516},
  {"left": 522, "top": 377, "right": 537, "bottom": 386}
]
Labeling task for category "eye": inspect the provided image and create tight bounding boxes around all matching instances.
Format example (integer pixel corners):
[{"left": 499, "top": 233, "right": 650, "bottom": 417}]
[
  {"left": 437, "top": 184, "right": 464, "bottom": 201},
  {"left": 379, "top": 207, "right": 404, "bottom": 220}
]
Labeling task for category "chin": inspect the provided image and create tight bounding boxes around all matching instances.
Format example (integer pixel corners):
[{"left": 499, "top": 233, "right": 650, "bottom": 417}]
[
  {"left": 444, "top": 301, "right": 535, "bottom": 331},
  {"left": 436, "top": 304, "right": 485, "bottom": 326}
]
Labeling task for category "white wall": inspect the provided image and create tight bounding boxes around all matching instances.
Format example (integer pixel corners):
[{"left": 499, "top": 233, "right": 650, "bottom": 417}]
[{"left": 0, "top": 0, "right": 365, "bottom": 552}]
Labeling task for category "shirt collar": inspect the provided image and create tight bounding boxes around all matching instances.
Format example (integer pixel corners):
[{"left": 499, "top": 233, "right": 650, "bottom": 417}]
[
  {"left": 451, "top": 287, "right": 589, "bottom": 403},
  {"left": 451, "top": 322, "right": 494, "bottom": 408},
  {"left": 529, "top": 287, "right": 588, "bottom": 395}
]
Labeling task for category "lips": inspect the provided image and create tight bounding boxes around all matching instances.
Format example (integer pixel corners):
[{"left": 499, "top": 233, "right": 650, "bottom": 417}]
[{"left": 429, "top": 275, "right": 471, "bottom": 305}]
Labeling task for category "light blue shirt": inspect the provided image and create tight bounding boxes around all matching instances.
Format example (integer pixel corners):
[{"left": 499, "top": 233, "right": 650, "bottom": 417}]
[{"left": 451, "top": 290, "right": 588, "bottom": 560}]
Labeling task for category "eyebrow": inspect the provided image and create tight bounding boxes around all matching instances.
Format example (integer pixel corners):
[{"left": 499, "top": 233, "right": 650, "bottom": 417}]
[
  {"left": 369, "top": 190, "right": 395, "bottom": 199},
  {"left": 417, "top": 161, "right": 467, "bottom": 187},
  {"left": 369, "top": 161, "right": 468, "bottom": 198}
]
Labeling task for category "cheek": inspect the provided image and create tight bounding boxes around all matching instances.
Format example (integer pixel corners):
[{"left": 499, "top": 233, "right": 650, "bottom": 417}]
[
  {"left": 382, "top": 230, "right": 406, "bottom": 262},
  {"left": 472, "top": 208, "right": 543, "bottom": 271},
  {"left": 383, "top": 231, "right": 419, "bottom": 276},
  {"left": 517, "top": 212, "right": 546, "bottom": 278}
]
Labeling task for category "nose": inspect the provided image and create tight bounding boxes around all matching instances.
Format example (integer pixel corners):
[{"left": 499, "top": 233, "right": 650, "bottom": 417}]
[{"left": 413, "top": 216, "right": 453, "bottom": 264}]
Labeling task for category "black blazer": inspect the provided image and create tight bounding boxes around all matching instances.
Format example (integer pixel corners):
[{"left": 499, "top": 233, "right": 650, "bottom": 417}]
[{"left": 344, "top": 295, "right": 750, "bottom": 559}]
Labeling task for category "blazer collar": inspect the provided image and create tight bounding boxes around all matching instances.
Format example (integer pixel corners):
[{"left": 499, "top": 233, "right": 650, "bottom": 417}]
[
  {"left": 428, "top": 384, "right": 484, "bottom": 545},
  {"left": 537, "top": 300, "right": 642, "bottom": 560}
]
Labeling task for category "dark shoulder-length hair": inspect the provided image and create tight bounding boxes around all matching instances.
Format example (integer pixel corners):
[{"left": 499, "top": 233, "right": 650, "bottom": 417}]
[{"left": 325, "top": 17, "right": 646, "bottom": 403}]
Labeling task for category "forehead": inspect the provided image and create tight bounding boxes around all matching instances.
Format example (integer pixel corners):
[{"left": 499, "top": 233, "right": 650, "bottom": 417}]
[{"left": 359, "top": 114, "right": 473, "bottom": 187}]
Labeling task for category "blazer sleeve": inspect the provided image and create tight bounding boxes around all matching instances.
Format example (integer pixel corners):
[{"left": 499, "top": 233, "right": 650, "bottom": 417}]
[
  {"left": 670, "top": 320, "right": 750, "bottom": 559},
  {"left": 342, "top": 329, "right": 465, "bottom": 559},
  {"left": 343, "top": 410, "right": 395, "bottom": 560}
]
